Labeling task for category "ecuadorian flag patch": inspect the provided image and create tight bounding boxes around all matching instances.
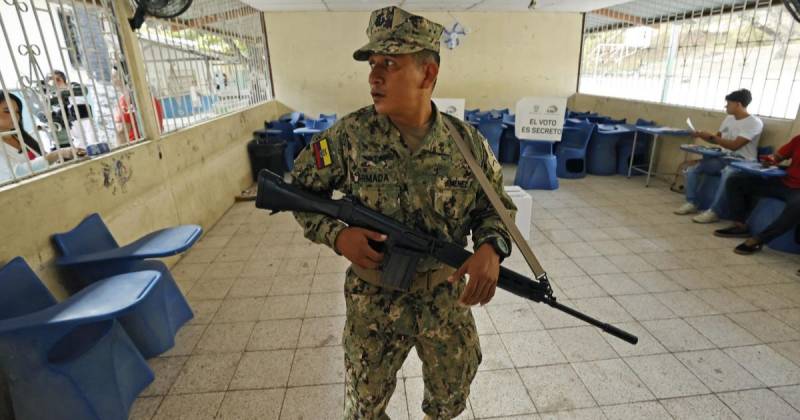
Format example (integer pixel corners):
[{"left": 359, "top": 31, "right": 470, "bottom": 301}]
[{"left": 313, "top": 138, "right": 333, "bottom": 169}]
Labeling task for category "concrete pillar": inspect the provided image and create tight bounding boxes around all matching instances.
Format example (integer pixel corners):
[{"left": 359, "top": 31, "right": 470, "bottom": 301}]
[{"left": 111, "top": 0, "right": 160, "bottom": 141}]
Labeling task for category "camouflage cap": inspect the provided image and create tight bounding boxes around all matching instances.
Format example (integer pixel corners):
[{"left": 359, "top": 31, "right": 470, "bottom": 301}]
[{"left": 353, "top": 6, "right": 444, "bottom": 61}]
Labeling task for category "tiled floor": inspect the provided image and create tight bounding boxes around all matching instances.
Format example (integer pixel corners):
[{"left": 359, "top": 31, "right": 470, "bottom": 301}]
[{"left": 131, "top": 170, "right": 800, "bottom": 420}]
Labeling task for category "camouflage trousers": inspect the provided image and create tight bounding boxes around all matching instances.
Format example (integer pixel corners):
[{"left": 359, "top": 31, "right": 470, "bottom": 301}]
[{"left": 342, "top": 268, "right": 482, "bottom": 420}]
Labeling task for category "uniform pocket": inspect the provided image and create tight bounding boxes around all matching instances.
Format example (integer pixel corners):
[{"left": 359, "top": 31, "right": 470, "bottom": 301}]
[
  {"left": 353, "top": 183, "right": 401, "bottom": 217},
  {"left": 433, "top": 177, "right": 475, "bottom": 221}
]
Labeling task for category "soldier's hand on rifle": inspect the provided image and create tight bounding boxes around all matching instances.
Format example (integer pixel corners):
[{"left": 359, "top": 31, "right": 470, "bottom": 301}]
[
  {"left": 448, "top": 243, "right": 500, "bottom": 306},
  {"left": 335, "top": 227, "right": 386, "bottom": 269}
]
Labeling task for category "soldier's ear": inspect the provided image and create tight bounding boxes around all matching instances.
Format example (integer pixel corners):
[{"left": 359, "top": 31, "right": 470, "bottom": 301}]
[{"left": 421, "top": 61, "right": 439, "bottom": 90}]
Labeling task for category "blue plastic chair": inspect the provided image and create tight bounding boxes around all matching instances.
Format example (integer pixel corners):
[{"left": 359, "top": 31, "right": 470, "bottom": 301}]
[
  {"left": 617, "top": 118, "right": 655, "bottom": 175},
  {"left": 490, "top": 108, "right": 509, "bottom": 119},
  {"left": 294, "top": 118, "right": 321, "bottom": 147},
  {"left": 556, "top": 123, "right": 595, "bottom": 179},
  {"left": 747, "top": 198, "right": 800, "bottom": 254},
  {"left": 567, "top": 111, "right": 597, "bottom": 119},
  {"left": 264, "top": 120, "right": 302, "bottom": 170},
  {"left": 0, "top": 257, "right": 159, "bottom": 420},
  {"left": 514, "top": 141, "right": 558, "bottom": 190},
  {"left": 279, "top": 112, "right": 304, "bottom": 126},
  {"left": 477, "top": 119, "right": 504, "bottom": 158},
  {"left": 319, "top": 113, "right": 337, "bottom": 121},
  {"left": 294, "top": 118, "right": 335, "bottom": 148},
  {"left": 52, "top": 214, "right": 200, "bottom": 357}
]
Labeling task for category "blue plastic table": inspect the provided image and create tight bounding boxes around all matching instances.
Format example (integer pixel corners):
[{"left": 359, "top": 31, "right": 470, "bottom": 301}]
[
  {"left": 729, "top": 160, "right": 787, "bottom": 177},
  {"left": 679, "top": 144, "right": 726, "bottom": 158},
  {"left": 626, "top": 125, "right": 692, "bottom": 186}
]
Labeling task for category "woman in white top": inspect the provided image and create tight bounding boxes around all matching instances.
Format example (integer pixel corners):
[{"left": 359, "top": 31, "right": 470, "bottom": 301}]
[{"left": 0, "top": 92, "right": 84, "bottom": 184}]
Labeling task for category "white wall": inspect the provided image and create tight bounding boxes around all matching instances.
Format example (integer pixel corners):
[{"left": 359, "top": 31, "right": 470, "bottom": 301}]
[{"left": 264, "top": 11, "right": 583, "bottom": 117}]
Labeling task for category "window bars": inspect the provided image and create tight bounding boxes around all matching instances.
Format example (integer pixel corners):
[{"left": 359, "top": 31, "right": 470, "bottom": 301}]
[
  {"left": 0, "top": 0, "right": 144, "bottom": 187},
  {"left": 581, "top": 0, "right": 800, "bottom": 119},
  {"left": 134, "top": 0, "right": 271, "bottom": 134}
]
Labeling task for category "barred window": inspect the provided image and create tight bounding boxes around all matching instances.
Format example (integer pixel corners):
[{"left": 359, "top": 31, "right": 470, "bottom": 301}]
[
  {"left": 1, "top": 0, "right": 144, "bottom": 188},
  {"left": 580, "top": 0, "right": 800, "bottom": 119},
  {"left": 135, "top": 0, "right": 272, "bottom": 133}
]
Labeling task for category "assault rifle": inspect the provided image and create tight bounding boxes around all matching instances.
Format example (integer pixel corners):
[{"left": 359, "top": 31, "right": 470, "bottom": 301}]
[{"left": 256, "top": 170, "right": 637, "bottom": 345}]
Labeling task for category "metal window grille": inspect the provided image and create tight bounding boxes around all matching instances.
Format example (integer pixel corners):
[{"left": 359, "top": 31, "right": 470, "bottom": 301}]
[
  {"left": 0, "top": 0, "right": 145, "bottom": 188},
  {"left": 580, "top": 0, "right": 800, "bottom": 119},
  {"left": 134, "top": 0, "right": 271, "bottom": 134}
]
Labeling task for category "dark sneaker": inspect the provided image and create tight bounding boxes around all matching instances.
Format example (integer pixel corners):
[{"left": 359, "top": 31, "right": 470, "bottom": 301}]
[
  {"left": 734, "top": 241, "right": 763, "bottom": 255},
  {"left": 714, "top": 225, "right": 750, "bottom": 238}
]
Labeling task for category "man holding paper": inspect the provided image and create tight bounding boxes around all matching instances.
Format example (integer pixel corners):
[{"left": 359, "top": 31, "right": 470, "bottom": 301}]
[{"left": 674, "top": 89, "right": 763, "bottom": 223}]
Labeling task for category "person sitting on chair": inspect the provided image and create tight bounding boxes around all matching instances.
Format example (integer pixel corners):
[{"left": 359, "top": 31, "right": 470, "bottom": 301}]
[
  {"left": 674, "top": 89, "right": 763, "bottom": 223},
  {"left": 0, "top": 92, "right": 84, "bottom": 183},
  {"left": 714, "top": 135, "right": 800, "bottom": 254}
]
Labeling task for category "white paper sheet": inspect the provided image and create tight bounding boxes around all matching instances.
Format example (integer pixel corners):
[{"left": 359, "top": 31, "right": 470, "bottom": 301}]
[{"left": 686, "top": 118, "right": 696, "bottom": 132}]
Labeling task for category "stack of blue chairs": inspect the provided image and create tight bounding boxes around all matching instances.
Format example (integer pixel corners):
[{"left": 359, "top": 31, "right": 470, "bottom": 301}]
[
  {"left": 279, "top": 111, "right": 304, "bottom": 127},
  {"left": 587, "top": 118, "right": 627, "bottom": 175},
  {"left": 0, "top": 258, "right": 160, "bottom": 420},
  {"left": 556, "top": 121, "right": 596, "bottom": 179},
  {"left": 477, "top": 117, "right": 504, "bottom": 158},
  {"left": 0, "top": 214, "right": 202, "bottom": 418},
  {"left": 567, "top": 111, "right": 599, "bottom": 120},
  {"left": 295, "top": 118, "right": 336, "bottom": 147},
  {"left": 499, "top": 113, "right": 520, "bottom": 164},
  {"left": 52, "top": 214, "right": 201, "bottom": 357}
]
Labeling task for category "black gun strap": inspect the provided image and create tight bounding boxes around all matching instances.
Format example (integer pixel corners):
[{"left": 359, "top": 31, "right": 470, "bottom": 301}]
[{"left": 443, "top": 118, "right": 547, "bottom": 279}]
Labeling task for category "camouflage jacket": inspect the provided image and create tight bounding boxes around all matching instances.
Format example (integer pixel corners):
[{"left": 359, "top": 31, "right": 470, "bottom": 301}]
[{"left": 290, "top": 104, "right": 516, "bottom": 272}]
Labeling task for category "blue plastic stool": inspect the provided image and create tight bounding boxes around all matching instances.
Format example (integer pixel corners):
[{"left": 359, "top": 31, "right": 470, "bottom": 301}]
[
  {"left": 514, "top": 141, "right": 558, "bottom": 190},
  {"left": 747, "top": 198, "right": 800, "bottom": 254},
  {"left": 0, "top": 257, "right": 158, "bottom": 420},
  {"left": 53, "top": 214, "right": 200, "bottom": 357}
]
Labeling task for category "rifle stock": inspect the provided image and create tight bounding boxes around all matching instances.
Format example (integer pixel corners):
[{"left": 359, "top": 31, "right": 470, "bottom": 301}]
[{"left": 256, "top": 170, "right": 637, "bottom": 345}]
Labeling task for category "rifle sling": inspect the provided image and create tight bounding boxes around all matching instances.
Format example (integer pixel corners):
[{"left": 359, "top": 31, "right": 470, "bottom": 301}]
[{"left": 442, "top": 118, "right": 547, "bottom": 280}]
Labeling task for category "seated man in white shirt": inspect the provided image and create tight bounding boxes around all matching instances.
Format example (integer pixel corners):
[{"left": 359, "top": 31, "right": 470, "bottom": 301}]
[{"left": 674, "top": 89, "right": 763, "bottom": 223}]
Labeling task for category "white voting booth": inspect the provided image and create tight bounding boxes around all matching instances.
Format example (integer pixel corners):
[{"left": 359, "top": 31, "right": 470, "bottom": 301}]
[
  {"left": 503, "top": 186, "right": 532, "bottom": 241},
  {"left": 514, "top": 97, "right": 567, "bottom": 141},
  {"left": 496, "top": 97, "right": 567, "bottom": 240}
]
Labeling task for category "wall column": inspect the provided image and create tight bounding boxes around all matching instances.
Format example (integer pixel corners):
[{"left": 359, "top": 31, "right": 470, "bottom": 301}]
[{"left": 111, "top": 0, "right": 160, "bottom": 141}]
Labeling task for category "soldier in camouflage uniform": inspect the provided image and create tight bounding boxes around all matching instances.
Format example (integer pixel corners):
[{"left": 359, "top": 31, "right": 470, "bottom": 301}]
[{"left": 290, "top": 6, "right": 516, "bottom": 420}]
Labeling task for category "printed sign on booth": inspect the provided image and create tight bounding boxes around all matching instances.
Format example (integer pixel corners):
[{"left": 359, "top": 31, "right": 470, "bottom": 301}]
[
  {"left": 432, "top": 98, "right": 465, "bottom": 121},
  {"left": 515, "top": 97, "right": 567, "bottom": 141}
]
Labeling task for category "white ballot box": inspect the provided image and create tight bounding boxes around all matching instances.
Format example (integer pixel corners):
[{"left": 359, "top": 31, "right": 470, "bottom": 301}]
[{"left": 503, "top": 186, "right": 532, "bottom": 241}]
